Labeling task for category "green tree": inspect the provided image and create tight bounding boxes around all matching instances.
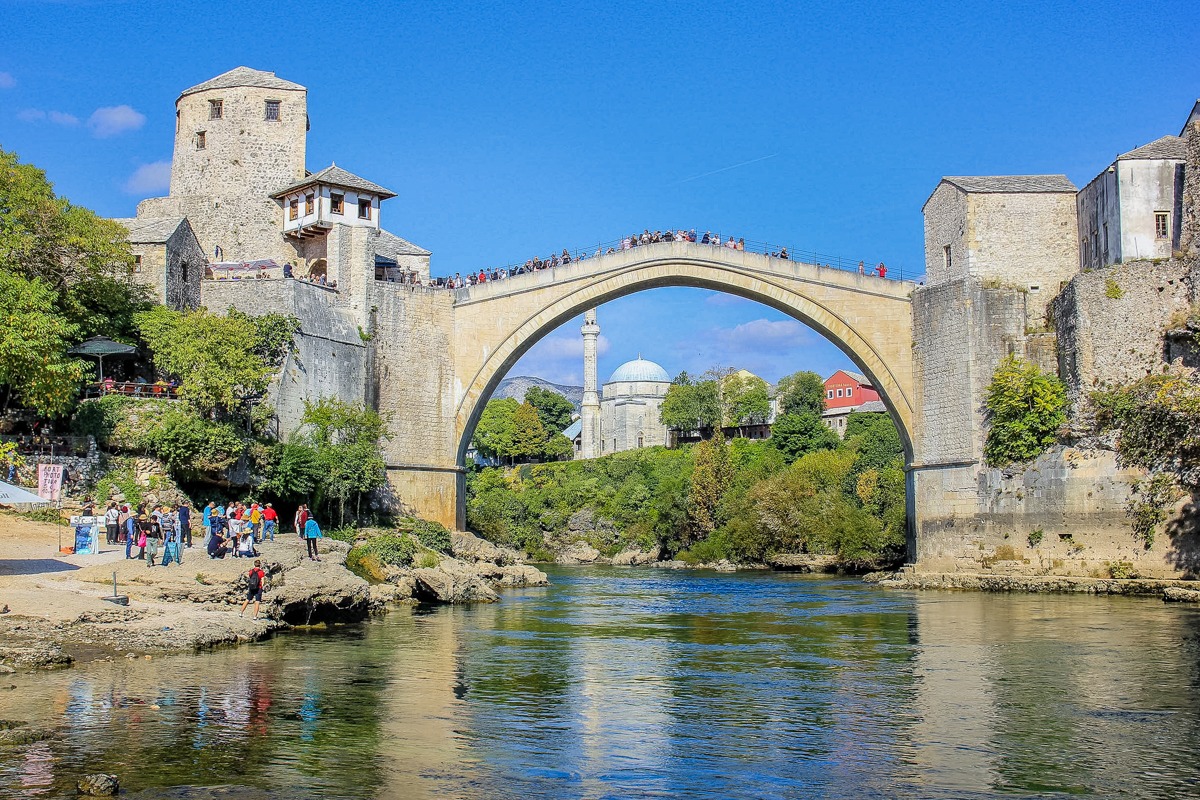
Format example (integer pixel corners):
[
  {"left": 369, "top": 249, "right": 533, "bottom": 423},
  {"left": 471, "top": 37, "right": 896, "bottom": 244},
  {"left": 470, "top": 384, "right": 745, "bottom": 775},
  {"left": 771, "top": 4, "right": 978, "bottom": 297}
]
[
  {"left": 0, "top": 271, "right": 85, "bottom": 416},
  {"left": 660, "top": 373, "right": 721, "bottom": 432},
  {"left": 775, "top": 370, "right": 827, "bottom": 416},
  {"left": 687, "top": 434, "right": 733, "bottom": 544},
  {"left": 299, "top": 398, "right": 390, "bottom": 525},
  {"left": 983, "top": 355, "right": 1066, "bottom": 467},
  {"left": 524, "top": 386, "right": 575, "bottom": 434},
  {"left": 510, "top": 401, "right": 549, "bottom": 461},
  {"left": 472, "top": 398, "right": 519, "bottom": 460},
  {"left": 0, "top": 148, "right": 134, "bottom": 290},
  {"left": 261, "top": 441, "right": 323, "bottom": 500},
  {"left": 722, "top": 373, "right": 771, "bottom": 425},
  {"left": 770, "top": 411, "right": 839, "bottom": 463},
  {"left": 134, "top": 306, "right": 278, "bottom": 417},
  {"left": 542, "top": 432, "right": 576, "bottom": 460}
]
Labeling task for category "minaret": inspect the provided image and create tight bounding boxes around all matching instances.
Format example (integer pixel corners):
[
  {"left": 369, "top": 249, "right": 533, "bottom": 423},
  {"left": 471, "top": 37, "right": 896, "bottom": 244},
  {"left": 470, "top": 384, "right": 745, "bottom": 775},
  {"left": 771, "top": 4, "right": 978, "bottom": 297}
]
[{"left": 580, "top": 309, "right": 601, "bottom": 459}]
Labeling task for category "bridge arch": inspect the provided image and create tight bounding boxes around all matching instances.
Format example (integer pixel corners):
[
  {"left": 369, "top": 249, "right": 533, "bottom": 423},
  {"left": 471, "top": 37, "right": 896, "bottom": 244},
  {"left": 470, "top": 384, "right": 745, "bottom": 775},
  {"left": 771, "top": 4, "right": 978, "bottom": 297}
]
[{"left": 451, "top": 246, "right": 916, "bottom": 470}]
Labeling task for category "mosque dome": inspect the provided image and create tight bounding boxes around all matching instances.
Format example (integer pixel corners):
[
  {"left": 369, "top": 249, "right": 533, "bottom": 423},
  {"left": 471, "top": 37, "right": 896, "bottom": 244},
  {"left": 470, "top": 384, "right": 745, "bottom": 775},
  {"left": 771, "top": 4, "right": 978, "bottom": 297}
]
[{"left": 607, "top": 357, "right": 670, "bottom": 384}]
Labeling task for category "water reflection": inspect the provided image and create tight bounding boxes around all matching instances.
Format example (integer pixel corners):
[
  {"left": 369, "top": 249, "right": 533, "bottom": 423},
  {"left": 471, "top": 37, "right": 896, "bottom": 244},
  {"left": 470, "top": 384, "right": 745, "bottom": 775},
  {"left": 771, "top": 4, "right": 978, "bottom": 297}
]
[{"left": 1, "top": 568, "right": 1199, "bottom": 798}]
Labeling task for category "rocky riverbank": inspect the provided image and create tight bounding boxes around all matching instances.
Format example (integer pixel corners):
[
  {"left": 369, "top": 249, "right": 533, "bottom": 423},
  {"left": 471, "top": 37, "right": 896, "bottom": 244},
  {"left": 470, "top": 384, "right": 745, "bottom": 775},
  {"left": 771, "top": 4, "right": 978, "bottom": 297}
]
[
  {"left": 867, "top": 569, "right": 1200, "bottom": 601},
  {"left": 0, "top": 515, "right": 548, "bottom": 673}
]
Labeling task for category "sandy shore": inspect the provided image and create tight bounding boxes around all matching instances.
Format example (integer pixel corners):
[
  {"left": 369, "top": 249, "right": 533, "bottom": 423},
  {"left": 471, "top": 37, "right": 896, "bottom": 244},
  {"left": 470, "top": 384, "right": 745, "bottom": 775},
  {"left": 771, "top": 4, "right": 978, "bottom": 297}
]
[{"left": 0, "top": 513, "right": 371, "bottom": 671}]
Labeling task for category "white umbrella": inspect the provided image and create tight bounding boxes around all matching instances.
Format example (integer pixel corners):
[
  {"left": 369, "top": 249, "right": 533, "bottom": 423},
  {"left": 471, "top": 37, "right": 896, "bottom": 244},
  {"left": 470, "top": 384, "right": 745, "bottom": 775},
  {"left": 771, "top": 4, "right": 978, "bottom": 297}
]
[{"left": 0, "top": 480, "right": 50, "bottom": 506}]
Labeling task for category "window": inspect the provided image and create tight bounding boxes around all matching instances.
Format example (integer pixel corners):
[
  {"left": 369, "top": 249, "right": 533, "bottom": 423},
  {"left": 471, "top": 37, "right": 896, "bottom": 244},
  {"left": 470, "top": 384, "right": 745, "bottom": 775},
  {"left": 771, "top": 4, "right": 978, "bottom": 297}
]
[
  {"left": 289, "top": 199, "right": 298, "bottom": 221},
  {"left": 182, "top": 263, "right": 189, "bottom": 282},
  {"left": 943, "top": 244, "right": 952, "bottom": 270},
  {"left": 358, "top": 198, "right": 372, "bottom": 219},
  {"left": 330, "top": 193, "right": 344, "bottom": 215},
  {"left": 265, "top": 100, "right": 280, "bottom": 121},
  {"left": 133, "top": 255, "right": 142, "bottom": 274},
  {"left": 209, "top": 99, "right": 223, "bottom": 120},
  {"left": 826, "top": 389, "right": 834, "bottom": 399},
  {"left": 1156, "top": 212, "right": 1170, "bottom": 240},
  {"left": 836, "top": 389, "right": 844, "bottom": 398},
  {"left": 637, "top": 433, "right": 644, "bottom": 448},
  {"left": 846, "top": 387, "right": 853, "bottom": 397},
  {"left": 305, "top": 194, "right": 314, "bottom": 215},
  {"left": 195, "top": 130, "right": 206, "bottom": 150}
]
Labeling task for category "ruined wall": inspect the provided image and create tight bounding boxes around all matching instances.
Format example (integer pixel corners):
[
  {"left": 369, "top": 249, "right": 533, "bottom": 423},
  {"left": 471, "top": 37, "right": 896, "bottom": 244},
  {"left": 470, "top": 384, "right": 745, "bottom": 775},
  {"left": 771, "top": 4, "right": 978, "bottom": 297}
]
[
  {"left": 1182, "top": 113, "right": 1200, "bottom": 257},
  {"left": 1051, "top": 259, "right": 1193, "bottom": 409}
]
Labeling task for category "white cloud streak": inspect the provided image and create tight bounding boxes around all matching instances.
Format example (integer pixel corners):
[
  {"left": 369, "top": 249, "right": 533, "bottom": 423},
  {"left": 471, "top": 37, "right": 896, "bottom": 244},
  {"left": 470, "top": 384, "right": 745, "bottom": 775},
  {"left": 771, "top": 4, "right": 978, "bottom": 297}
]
[
  {"left": 88, "top": 104, "right": 145, "bottom": 137},
  {"left": 0, "top": 72, "right": 15, "bottom": 89},
  {"left": 17, "top": 108, "right": 79, "bottom": 126},
  {"left": 123, "top": 161, "right": 171, "bottom": 194}
]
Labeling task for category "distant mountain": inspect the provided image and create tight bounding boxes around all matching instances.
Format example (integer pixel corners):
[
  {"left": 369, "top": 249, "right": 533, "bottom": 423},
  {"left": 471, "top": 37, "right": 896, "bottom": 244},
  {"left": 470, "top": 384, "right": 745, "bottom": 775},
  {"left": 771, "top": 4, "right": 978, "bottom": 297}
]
[{"left": 494, "top": 376, "right": 583, "bottom": 411}]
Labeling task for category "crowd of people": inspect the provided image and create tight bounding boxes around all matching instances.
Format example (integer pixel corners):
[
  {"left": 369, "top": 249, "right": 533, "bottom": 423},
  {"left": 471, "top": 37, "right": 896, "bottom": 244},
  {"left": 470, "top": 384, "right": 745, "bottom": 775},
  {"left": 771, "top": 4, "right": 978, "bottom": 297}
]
[
  {"left": 427, "top": 229, "right": 797, "bottom": 290},
  {"left": 97, "top": 499, "right": 325, "bottom": 570}
]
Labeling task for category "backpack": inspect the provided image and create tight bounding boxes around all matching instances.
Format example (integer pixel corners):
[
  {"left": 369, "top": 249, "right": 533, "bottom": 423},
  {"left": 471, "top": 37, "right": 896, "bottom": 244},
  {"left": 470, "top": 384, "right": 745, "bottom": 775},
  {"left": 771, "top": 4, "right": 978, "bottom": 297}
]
[{"left": 248, "top": 569, "right": 262, "bottom": 592}]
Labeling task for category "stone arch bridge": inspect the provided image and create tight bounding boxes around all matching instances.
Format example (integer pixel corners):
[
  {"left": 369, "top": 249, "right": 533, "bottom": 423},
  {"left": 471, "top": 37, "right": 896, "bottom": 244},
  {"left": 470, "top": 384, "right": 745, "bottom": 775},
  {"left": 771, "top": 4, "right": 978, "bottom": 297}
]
[{"left": 368, "top": 241, "right": 918, "bottom": 537}]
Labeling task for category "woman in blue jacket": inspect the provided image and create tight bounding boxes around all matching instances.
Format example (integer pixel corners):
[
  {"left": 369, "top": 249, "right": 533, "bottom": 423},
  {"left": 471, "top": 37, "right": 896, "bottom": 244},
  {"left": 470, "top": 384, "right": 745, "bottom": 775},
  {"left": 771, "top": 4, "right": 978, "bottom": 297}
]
[{"left": 303, "top": 516, "right": 323, "bottom": 562}]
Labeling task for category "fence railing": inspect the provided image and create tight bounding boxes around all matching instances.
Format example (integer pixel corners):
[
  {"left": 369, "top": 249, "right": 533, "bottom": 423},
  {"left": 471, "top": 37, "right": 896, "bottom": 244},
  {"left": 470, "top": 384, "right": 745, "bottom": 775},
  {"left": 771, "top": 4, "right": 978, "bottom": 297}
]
[
  {"left": 81, "top": 382, "right": 180, "bottom": 400},
  {"left": 1, "top": 434, "right": 94, "bottom": 458},
  {"left": 427, "top": 233, "right": 909, "bottom": 293}
]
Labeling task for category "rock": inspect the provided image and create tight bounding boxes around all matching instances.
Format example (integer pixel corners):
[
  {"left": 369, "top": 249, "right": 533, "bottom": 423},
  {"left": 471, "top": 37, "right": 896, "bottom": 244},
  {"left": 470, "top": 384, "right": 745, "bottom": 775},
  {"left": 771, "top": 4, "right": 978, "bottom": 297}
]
[
  {"left": 77, "top": 773, "right": 120, "bottom": 796},
  {"left": 452, "top": 531, "right": 519, "bottom": 565},
  {"left": 0, "top": 726, "right": 54, "bottom": 746},
  {"left": 652, "top": 560, "right": 689, "bottom": 570},
  {"left": 713, "top": 559, "right": 737, "bottom": 572},
  {"left": 0, "top": 664, "right": 13, "bottom": 675},
  {"left": 767, "top": 553, "right": 839, "bottom": 572},
  {"left": 495, "top": 564, "right": 549, "bottom": 587},
  {"left": 612, "top": 545, "right": 662, "bottom": 566},
  {"left": 412, "top": 561, "right": 499, "bottom": 604},
  {"left": 1164, "top": 587, "right": 1200, "bottom": 602},
  {"left": 555, "top": 542, "right": 600, "bottom": 564}
]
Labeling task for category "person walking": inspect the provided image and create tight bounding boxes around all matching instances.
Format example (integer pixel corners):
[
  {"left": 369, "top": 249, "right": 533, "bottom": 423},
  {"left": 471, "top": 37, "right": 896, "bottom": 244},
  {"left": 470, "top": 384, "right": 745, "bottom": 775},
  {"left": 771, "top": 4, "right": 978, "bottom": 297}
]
[
  {"left": 262, "top": 503, "right": 278, "bottom": 541},
  {"left": 294, "top": 504, "right": 309, "bottom": 538},
  {"left": 159, "top": 507, "right": 179, "bottom": 566},
  {"left": 240, "top": 560, "right": 266, "bottom": 619},
  {"left": 104, "top": 502, "right": 120, "bottom": 545},
  {"left": 123, "top": 507, "right": 137, "bottom": 559},
  {"left": 303, "top": 515, "right": 323, "bottom": 561}
]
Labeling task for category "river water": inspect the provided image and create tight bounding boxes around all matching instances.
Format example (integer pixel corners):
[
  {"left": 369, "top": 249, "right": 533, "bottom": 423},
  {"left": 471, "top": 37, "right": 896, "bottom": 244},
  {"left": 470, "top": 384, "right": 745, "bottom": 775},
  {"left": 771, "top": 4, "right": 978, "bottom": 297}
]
[{"left": 2, "top": 566, "right": 1200, "bottom": 799}]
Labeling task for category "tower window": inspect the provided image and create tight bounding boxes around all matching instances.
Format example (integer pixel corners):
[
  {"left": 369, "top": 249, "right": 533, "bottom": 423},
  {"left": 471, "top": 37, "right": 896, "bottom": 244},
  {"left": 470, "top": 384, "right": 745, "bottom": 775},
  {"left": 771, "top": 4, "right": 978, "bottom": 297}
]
[
  {"left": 209, "top": 99, "right": 223, "bottom": 120},
  {"left": 943, "top": 244, "right": 952, "bottom": 270},
  {"left": 305, "top": 194, "right": 314, "bottom": 215},
  {"left": 133, "top": 255, "right": 142, "bottom": 274},
  {"left": 358, "top": 198, "right": 372, "bottom": 219},
  {"left": 289, "top": 199, "right": 298, "bottom": 221},
  {"left": 195, "top": 131, "right": 206, "bottom": 150},
  {"left": 330, "top": 193, "right": 344, "bottom": 215},
  {"left": 1155, "top": 212, "right": 1170, "bottom": 240},
  {"left": 265, "top": 100, "right": 280, "bottom": 121}
]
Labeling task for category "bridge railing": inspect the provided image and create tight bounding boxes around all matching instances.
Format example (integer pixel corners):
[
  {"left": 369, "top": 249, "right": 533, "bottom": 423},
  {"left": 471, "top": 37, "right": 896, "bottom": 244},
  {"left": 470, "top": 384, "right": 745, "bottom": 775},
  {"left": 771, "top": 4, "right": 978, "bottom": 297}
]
[{"left": 430, "top": 233, "right": 912, "bottom": 291}]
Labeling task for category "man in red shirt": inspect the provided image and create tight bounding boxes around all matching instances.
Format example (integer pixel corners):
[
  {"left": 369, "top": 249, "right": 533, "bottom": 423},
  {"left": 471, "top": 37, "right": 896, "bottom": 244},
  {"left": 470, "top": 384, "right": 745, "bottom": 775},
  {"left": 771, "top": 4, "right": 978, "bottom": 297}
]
[
  {"left": 262, "top": 503, "right": 278, "bottom": 541},
  {"left": 240, "top": 560, "right": 266, "bottom": 620}
]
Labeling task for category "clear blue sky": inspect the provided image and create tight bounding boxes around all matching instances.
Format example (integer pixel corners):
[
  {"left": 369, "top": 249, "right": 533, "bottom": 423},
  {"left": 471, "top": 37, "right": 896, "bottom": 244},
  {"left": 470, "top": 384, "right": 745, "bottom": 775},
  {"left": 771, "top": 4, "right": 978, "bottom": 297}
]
[{"left": 2, "top": 0, "right": 1197, "bottom": 386}]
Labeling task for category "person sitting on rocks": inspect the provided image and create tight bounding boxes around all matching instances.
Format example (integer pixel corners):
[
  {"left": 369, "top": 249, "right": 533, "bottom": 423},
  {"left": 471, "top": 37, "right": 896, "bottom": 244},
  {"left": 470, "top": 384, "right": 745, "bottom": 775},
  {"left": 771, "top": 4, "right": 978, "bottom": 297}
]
[{"left": 207, "top": 529, "right": 228, "bottom": 559}]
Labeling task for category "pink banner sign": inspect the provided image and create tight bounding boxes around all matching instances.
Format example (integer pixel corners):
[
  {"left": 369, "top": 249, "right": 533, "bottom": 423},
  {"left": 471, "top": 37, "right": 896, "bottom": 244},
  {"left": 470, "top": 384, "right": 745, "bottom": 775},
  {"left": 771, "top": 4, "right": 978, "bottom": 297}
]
[{"left": 37, "top": 464, "right": 65, "bottom": 501}]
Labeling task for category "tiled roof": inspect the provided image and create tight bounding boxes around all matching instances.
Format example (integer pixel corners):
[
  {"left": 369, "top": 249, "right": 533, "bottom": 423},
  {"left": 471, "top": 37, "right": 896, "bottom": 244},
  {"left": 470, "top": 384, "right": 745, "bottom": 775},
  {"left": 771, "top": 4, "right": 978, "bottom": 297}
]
[
  {"left": 561, "top": 419, "right": 582, "bottom": 439},
  {"left": 842, "top": 370, "right": 869, "bottom": 385},
  {"left": 180, "top": 67, "right": 305, "bottom": 98},
  {"left": 113, "top": 216, "right": 187, "bottom": 244},
  {"left": 271, "top": 164, "right": 396, "bottom": 200},
  {"left": 374, "top": 229, "right": 431, "bottom": 258},
  {"left": 941, "top": 175, "right": 1078, "bottom": 194},
  {"left": 855, "top": 400, "right": 888, "bottom": 413},
  {"left": 1118, "top": 135, "right": 1187, "bottom": 161}
]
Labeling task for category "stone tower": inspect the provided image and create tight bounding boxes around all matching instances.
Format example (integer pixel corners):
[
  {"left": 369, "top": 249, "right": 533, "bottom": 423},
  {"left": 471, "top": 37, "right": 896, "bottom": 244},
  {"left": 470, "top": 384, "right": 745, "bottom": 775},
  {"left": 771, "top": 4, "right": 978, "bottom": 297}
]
[
  {"left": 137, "top": 66, "right": 308, "bottom": 264},
  {"left": 580, "top": 308, "right": 601, "bottom": 459}
]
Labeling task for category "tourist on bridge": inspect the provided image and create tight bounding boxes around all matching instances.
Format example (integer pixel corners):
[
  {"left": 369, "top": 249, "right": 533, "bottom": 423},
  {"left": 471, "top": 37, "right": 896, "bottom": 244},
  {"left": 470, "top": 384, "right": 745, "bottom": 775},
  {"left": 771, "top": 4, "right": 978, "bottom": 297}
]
[
  {"left": 303, "top": 514, "right": 323, "bottom": 562},
  {"left": 780, "top": 248, "right": 789, "bottom": 260},
  {"left": 876, "top": 262, "right": 887, "bottom": 278}
]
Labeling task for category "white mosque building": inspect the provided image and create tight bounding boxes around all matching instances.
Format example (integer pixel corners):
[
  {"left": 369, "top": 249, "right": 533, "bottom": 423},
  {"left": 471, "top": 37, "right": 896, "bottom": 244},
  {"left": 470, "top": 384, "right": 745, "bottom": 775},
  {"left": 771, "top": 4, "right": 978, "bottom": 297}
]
[{"left": 567, "top": 309, "right": 672, "bottom": 458}]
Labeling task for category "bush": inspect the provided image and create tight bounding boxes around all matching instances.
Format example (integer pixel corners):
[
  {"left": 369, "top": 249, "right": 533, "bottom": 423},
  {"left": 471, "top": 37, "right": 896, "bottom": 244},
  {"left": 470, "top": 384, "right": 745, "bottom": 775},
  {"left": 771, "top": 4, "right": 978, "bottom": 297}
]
[
  {"left": 345, "top": 547, "right": 387, "bottom": 583},
  {"left": 410, "top": 518, "right": 452, "bottom": 553},
  {"left": 415, "top": 551, "right": 441, "bottom": 569},
  {"left": 365, "top": 533, "right": 417, "bottom": 567},
  {"left": 984, "top": 355, "right": 1066, "bottom": 467},
  {"left": 326, "top": 526, "right": 361, "bottom": 544}
]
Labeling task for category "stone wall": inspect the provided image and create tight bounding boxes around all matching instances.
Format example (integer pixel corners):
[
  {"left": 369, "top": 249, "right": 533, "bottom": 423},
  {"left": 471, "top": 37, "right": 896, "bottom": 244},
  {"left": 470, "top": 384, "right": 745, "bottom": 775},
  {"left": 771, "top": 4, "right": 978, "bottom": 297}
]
[
  {"left": 1182, "top": 113, "right": 1200, "bottom": 257},
  {"left": 165, "top": 221, "right": 204, "bottom": 310},
  {"left": 922, "top": 182, "right": 968, "bottom": 284},
  {"left": 1051, "top": 259, "right": 1193, "bottom": 411}
]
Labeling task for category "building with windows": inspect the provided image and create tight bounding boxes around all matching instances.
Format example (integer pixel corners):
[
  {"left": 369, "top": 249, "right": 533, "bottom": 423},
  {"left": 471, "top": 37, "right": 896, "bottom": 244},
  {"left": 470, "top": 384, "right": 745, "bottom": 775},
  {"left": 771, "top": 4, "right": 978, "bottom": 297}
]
[
  {"left": 110, "top": 216, "right": 204, "bottom": 311},
  {"left": 1077, "top": 135, "right": 1187, "bottom": 270},
  {"left": 575, "top": 309, "right": 671, "bottom": 457},
  {"left": 120, "top": 66, "right": 430, "bottom": 294},
  {"left": 821, "top": 370, "right": 884, "bottom": 436}
]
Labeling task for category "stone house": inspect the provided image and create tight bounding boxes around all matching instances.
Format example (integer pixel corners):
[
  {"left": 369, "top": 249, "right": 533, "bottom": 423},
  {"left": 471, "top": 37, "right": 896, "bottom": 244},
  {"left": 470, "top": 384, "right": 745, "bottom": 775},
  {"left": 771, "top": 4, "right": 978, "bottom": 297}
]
[
  {"left": 922, "top": 175, "right": 1080, "bottom": 321},
  {"left": 1076, "top": 134, "right": 1187, "bottom": 269},
  {"left": 111, "top": 216, "right": 204, "bottom": 310}
]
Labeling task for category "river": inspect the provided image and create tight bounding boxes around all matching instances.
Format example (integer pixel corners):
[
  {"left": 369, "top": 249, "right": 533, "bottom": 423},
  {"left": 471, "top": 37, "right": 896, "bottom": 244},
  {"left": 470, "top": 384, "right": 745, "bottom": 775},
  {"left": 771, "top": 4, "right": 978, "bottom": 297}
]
[{"left": 2, "top": 566, "right": 1199, "bottom": 799}]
